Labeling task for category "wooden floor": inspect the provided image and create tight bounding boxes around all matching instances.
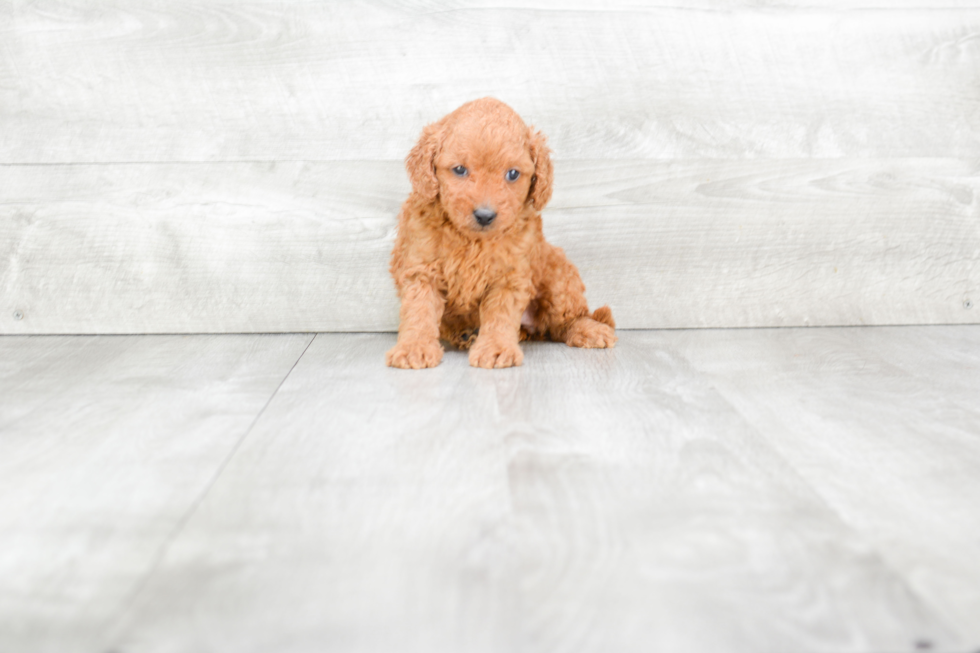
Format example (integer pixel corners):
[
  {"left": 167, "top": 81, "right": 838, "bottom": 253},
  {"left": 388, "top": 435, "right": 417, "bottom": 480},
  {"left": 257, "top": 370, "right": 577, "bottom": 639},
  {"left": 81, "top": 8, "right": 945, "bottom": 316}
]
[{"left": 1, "top": 327, "right": 979, "bottom": 653}]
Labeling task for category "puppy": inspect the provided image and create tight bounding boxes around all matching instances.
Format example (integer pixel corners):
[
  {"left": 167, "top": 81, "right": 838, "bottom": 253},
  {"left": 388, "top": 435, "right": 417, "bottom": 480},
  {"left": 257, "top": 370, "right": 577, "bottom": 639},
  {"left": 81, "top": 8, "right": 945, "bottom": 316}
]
[{"left": 387, "top": 98, "right": 616, "bottom": 369}]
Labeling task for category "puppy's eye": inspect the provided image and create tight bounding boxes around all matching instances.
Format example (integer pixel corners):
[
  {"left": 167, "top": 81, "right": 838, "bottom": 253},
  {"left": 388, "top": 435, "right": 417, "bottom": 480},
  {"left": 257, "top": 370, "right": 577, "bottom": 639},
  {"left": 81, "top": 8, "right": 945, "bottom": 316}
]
[
  {"left": 452, "top": 165, "right": 467, "bottom": 177},
  {"left": 506, "top": 169, "right": 520, "bottom": 182}
]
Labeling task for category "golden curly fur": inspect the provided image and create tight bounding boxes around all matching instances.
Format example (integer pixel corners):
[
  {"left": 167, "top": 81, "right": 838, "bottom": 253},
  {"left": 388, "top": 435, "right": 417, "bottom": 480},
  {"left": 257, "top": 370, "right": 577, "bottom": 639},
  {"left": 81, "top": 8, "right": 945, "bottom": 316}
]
[{"left": 387, "top": 98, "right": 616, "bottom": 369}]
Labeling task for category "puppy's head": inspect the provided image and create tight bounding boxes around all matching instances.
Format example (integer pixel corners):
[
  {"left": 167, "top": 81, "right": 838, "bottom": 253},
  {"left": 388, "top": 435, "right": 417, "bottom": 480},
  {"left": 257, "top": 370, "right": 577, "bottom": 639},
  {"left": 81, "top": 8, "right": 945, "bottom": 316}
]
[{"left": 406, "top": 97, "right": 553, "bottom": 236}]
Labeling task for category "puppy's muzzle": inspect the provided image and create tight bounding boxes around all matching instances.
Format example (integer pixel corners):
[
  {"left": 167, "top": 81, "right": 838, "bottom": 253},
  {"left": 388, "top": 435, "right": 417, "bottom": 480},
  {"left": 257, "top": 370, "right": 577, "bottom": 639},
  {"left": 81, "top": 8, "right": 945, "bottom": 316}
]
[{"left": 473, "top": 207, "right": 497, "bottom": 227}]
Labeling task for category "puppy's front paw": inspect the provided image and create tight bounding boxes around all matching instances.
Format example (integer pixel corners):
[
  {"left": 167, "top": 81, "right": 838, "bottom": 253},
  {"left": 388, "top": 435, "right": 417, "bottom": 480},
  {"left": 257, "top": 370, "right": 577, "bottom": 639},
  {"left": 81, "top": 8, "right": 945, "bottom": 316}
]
[
  {"left": 565, "top": 317, "right": 617, "bottom": 349},
  {"left": 469, "top": 336, "right": 523, "bottom": 369},
  {"left": 386, "top": 339, "right": 443, "bottom": 369}
]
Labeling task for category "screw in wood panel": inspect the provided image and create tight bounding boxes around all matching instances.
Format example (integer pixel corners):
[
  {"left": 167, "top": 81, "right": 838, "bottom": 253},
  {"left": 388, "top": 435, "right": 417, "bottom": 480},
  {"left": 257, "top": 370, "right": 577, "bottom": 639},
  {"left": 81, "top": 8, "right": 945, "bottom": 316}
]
[
  {"left": 12, "top": 310, "right": 24, "bottom": 321},
  {"left": 965, "top": 299, "right": 974, "bottom": 310}
]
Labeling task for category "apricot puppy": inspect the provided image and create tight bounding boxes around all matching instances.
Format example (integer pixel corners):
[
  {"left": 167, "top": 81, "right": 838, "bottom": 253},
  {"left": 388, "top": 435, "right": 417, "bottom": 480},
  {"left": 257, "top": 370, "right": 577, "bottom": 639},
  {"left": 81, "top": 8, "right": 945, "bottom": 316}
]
[{"left": 387, "top": 98, "right": 616, "bottom": 369}]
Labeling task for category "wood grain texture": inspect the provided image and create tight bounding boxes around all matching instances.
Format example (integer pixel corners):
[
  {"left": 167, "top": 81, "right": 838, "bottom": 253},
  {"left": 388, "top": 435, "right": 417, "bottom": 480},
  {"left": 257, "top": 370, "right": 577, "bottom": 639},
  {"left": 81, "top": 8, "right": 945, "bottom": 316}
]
[
  {"left": 96, "top": 330, "right": 980, "bottom": 653},
  {"left": 666, "top": 326, "right": 980, "bottom": 643},
  {"left": 2, "top": 2, "right": 979, "bottom": 162},
  {"left": 2, "top": 159, "right": 977, "bottom": 333},
  {"left": 0, "top": 333, "right": 312, "bottom": 653},
  {"left": 422, "top": 0, "right": 980, "bottom": 6}
]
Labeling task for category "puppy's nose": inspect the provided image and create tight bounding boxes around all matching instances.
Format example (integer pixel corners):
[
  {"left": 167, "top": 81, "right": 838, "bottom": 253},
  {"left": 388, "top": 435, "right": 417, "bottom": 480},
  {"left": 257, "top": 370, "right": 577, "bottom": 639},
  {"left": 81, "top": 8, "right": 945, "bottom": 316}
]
[{"left": 473, "top": 207, "right": 497, "bottom": 226}]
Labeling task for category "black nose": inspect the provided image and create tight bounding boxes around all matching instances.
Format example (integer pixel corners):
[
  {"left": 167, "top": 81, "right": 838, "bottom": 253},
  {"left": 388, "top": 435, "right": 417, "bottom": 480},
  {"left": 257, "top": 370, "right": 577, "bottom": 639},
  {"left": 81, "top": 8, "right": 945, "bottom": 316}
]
[{"left": 473, "top": 208, "right": 497, "bottom": 226}]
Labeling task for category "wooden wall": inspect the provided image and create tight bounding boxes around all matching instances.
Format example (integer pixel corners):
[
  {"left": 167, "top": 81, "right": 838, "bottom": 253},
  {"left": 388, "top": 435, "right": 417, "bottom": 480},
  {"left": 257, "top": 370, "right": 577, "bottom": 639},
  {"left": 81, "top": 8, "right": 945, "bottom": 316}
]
[{"left": 2, "top": 1, "right": 978, "bottom": 333}]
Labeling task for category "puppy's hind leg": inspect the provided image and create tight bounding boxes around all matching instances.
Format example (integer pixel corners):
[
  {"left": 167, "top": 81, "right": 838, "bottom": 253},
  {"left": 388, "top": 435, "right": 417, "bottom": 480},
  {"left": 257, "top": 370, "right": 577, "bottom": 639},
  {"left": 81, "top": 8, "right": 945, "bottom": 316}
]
[
  {"left": 442, "top": 321, "right": 480, "bottom": 351},
  {"left": 534, "top": 245, "right": 617, "bottom": 349},
  {"left": 561, "top": 306, "right": 617, "bottom": 349}
]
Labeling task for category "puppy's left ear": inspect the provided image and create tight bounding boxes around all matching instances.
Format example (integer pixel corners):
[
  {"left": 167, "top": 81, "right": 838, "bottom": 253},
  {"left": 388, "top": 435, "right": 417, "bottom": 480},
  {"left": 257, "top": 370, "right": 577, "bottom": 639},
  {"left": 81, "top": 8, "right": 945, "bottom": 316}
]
[{"left": 527, "top": 127, "right": 554, "bottom": 210}]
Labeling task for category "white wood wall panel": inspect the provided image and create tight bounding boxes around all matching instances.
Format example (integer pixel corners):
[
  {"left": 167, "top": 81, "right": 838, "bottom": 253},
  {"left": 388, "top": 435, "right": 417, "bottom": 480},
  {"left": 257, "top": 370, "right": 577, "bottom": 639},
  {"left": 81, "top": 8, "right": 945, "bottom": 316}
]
[
  {"left": 1, "top": 1, "right": 978, "bottom": 332},
  {"left": 2, "top": 3, "right": 978, "bottom": 162},
  {"left": 2, "top": 159, "right": 977, "bottom": 333}
]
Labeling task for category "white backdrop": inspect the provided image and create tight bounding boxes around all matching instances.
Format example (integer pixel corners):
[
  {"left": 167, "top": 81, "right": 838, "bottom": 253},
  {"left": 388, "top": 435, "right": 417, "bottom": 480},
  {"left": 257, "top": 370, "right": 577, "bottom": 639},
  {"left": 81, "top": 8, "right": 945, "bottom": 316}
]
[{"left": 2, "top": 0, "right": 978, "bottom": 333}]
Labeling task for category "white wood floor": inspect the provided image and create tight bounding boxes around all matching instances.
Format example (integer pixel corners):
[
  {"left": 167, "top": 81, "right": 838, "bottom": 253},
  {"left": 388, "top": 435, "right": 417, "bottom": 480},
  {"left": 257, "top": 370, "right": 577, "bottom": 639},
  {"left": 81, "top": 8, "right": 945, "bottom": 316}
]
[{"left": 1, "top": 328, "right": 979, "bottom": 653}]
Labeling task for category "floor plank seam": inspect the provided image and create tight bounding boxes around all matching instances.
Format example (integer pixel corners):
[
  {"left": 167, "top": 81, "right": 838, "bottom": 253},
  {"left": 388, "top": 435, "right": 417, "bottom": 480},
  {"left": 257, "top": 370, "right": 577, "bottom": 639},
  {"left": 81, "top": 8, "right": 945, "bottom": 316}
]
[{"left": 96, "top": 333, "right": 318, "bottom": 643}]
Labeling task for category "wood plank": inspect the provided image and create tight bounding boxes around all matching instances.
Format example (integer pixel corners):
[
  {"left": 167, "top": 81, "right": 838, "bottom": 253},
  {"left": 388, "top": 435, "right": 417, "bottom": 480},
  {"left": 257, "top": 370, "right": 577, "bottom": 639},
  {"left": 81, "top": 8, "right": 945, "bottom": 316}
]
[
  {"left": 666, "top": 325, "right": 980, "bottom": 643},
  {"left": 558, "top": 158, "right": 980, "bottom": 328},
  {"left": 2, "top": 2, "right": 978, "bottom": 162},
  {"left": 2, "top": 159, "right": 977, "bottom": 333},
  {"left": 0, "top": 333, "right": 313, "bottom": 653},
  {"left": 0, "top": 161, "right": 403, "bottom": 334},
  {"left": 427, "top": 0, "right": 980, "bottom": 6},
  {"left": 105, "top": 332, "right": 965, "bottom": 653}
]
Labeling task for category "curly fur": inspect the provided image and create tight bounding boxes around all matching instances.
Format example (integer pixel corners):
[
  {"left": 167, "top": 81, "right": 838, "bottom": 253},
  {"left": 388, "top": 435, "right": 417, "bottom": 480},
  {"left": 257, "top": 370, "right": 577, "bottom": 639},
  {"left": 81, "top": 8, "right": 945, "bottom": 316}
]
[{"left": 386, "top": 98, "right": 616, "bottom": 369}]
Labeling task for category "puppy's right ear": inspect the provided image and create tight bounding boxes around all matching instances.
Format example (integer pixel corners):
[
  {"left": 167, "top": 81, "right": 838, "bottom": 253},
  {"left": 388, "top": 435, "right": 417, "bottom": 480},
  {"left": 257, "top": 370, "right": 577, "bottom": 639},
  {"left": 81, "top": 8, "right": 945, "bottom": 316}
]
[{"left": 405, "top": 121, "right": 443, "bottom": 203}]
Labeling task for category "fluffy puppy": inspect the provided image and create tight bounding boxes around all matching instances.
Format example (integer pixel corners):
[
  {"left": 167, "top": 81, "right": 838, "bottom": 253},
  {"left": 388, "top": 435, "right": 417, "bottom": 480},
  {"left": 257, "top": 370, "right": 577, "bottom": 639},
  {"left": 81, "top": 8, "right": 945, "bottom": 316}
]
[{"left": 387, "top": 98, "right": 616, "bottom": 369}]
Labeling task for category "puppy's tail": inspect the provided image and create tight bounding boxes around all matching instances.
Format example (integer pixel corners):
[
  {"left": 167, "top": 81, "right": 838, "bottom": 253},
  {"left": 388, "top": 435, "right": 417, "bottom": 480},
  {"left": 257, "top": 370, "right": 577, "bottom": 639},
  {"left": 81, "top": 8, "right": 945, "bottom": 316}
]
[{"left": 591, "top": 305, "right": 615, "bottom": 329}]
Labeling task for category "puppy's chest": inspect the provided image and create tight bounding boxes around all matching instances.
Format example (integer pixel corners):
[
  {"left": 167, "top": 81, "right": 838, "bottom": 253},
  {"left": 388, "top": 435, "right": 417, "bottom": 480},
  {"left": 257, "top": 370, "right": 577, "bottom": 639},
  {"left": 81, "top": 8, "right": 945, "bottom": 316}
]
[{"left": 440, "top": 239, "right": 528, "bottom": 310}]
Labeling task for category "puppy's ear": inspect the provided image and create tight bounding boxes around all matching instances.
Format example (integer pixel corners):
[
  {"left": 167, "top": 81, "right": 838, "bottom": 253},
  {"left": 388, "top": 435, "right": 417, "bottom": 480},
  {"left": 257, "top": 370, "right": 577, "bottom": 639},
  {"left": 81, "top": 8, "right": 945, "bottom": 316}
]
[
  {"left": 527, "top": 127, "right": 553, "bottom": 210},
  {"left": 405, "top": 121, "right": 443, "bottom": 203}
]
